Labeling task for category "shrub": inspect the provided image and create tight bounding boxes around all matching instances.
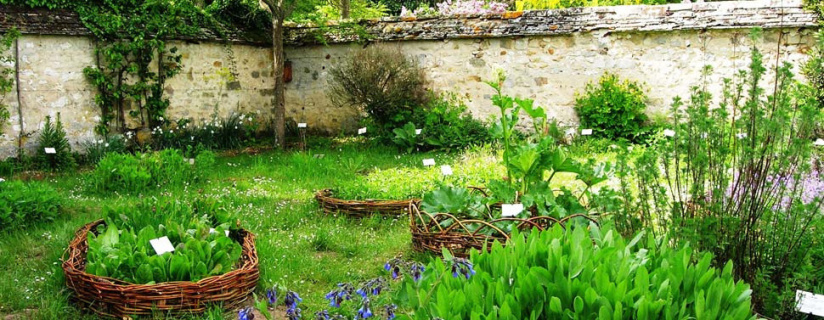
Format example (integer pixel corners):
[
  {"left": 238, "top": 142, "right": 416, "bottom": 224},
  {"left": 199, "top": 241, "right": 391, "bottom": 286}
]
[
  {"left": 328, "top": 45, "right": 428, "bottom": 134},
  {"left": 89, "top": 149, "right": 213, "bottom": 194},
  {"left": 79, "top": 134, "right": 128, "bottom": 166},
  {"left": 85, "top": 198, "right": 241, "bottom": 283},
  {"left": 393, "top": 226, "right": 756, "bottom": 319},
  {"left": 574, "top": 72, "right": 650, "bottom": 142},
  {"left": 616, "top": 30, "right": 824, "bottom": 317},
  {"left": 35, "top": 113, "right": 77, "bottom": 171},
  {"left": 0, "top": 180, "right": 62, "bottom": 230},
  {"left": 516, "top": 0, "right": 673, "bottom": 10}
]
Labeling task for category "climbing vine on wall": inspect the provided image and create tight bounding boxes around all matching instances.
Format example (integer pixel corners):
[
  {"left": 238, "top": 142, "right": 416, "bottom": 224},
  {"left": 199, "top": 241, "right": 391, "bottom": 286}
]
[
  {"left": 0, "top": 28, "right": 20, "bottom": 135},
  {"left": 78, "top": 1, "right": 213, "bottom": 136}
]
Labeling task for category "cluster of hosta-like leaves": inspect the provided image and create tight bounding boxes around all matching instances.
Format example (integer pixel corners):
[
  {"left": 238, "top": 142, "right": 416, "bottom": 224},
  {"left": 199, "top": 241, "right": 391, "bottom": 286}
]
[
  {"left": 85, "top": 199, "right": 241, "bottom": 284},
  {"left": 394, "top": 225, "right": 756, "bottom": 320}
]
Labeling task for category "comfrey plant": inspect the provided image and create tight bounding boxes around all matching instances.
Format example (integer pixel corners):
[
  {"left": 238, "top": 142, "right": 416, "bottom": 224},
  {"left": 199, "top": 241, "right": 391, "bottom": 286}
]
[{"left": 621, "top": 29, "right": 823, "bottom": 317}]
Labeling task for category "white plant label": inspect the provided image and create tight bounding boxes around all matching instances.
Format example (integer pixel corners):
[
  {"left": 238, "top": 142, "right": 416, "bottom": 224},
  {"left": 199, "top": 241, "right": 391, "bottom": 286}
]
[
  {"left": 815, "top": 138, "right": 824, "bottom": 146},
  {"left": 44, "top": 148, "right": 56, "bottom": 154},
  {"left": 422, "top": 159, "right": 436, "bottom": 167},
  {"left": 663, "top": 129, "right": 676, "bottom": 137},
  {"left": 188, "top": 158, "right": 195, "bottom": 165},
  {"left": 298, "top": 123, "right": 307, "bottom": 128},
  {"left": 149, "top": 236, "right": 175, "bottom": 255},
  {"left": 736, "top": 133, "right": 747, "bottom": 139},
  {"left": 565, "top": 128, "right": 576, "bottom": 136},
  {"left": 501, "top": 204, "right": 525, "bottom": 217},
  {"left": 440, "top": 165, "right": 453, "bottom": 176},
  {"left": 209, "top": 228, "right": 231, "bottom": 237},
  {"left": 796, "top": 290, "right": 824, "bottom": 316},
  {"left": 581, "top": 129, "right": 593, "bottom": 136},
  {"left": 314, "top": 154, "right": 325, "bottom": 159},
  {"left": 415, "top": 129, "right": 422, "bottom": 135},
  {"left": 358, "top": 127, "right": 367, "bottom": 135}
]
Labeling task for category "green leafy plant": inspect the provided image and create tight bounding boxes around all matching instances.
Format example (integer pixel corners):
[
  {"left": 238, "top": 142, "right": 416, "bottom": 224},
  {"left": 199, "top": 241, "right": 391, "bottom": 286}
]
[
  {"left": 619, "top": 30, "right": 824, "bottom": 318},
  {"left": 574, "top": 72, "right": 651, "bottom": 142},
  {"left": 89, "top": 149, "right": 213, "bottom": 194},
  {"left": 85, "top": 198, "right": 242, "bottom": 284},
  {"left": 0, "top": 28, "right": 19, "bottom": 136},
  {"left": 394, "top": 225, "right": 756, "bottom": 320},
  {"left": 35, "top": 113, "right": 77, "bottom": 171},
  {"left": 0, "top": 179, "right": 62, "bottom": 230},
  {"left": 392, "top": 122, "right": 421, "bottom": 153}
]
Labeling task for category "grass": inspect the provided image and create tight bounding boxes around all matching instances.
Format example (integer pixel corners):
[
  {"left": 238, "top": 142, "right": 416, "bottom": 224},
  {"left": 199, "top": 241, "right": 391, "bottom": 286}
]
[
  {"left": 0, "top": 137, "right": 625, "bottom": 319},
  {"left": 0, "top": 142, "right": 500, "bottom": 319}
]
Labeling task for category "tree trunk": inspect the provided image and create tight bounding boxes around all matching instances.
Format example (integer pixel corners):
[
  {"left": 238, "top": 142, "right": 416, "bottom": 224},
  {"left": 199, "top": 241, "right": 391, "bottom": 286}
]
[
  {"left": 272, "top": 10, "right": 286, "bottom": 149},
  {"left": 341, "top": 0, "right": 350, "bottom": 19}
]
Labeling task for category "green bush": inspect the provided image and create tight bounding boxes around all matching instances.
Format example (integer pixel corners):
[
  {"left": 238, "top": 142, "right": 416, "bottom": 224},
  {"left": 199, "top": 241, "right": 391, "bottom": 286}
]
[
  {"left": 390, "top": 93, "right": 492, "bottom": 152},
  {"left": 35, "top": 113, "right": 77, "bottom": 171},
  {"left": 89, "top": 149, "right": 214, "bottom": 194},
  {"left": 394, "top": 226, "right": 756, "bottom": 320},
  {"left": 85, "top": 198, "right": 241, "bottom": 284},
  {"left": 574, "top": 73, "right": 650, "bottom": 142},
  {"left": 0, "top": 180, "right": 62, "bottom": 230}
]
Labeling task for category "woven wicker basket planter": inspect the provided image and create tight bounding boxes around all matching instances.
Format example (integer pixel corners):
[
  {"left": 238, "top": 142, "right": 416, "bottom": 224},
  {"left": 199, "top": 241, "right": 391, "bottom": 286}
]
[
  {"left": 409, "top": 202, "right": 597, "bottom": 257},
  {"left": 62, "top": 220, "right": 259, "bottom": 318},
  {"left": 315, "top": 189, "right": 418, "bottom": 217}
]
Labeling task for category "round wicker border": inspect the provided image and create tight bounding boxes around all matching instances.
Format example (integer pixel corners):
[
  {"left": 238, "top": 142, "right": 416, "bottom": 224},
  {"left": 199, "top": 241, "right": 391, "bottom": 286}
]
[
  {"left": 315, "top": 189, "right": 418, "bottom": 217},
  {"left": 62, "top": 220, "right": 259, "bottom": 318},
  {"left": 409, "top": 202, "right": 598, "bottom": 257}
]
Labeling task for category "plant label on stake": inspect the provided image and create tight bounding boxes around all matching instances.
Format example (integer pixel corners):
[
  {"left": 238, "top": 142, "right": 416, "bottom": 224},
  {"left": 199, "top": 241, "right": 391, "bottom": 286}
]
[
  {"left": 314, "top": 154, "right": 325, "bottom": 159},
  {"left": 44, "top": 148, "right": 56, "bottom": 154},
  {"left": 501, "top": 204, "right": 524, "bottom": 217},
  {"left": 149, "top": 236, "right": 175, "bottom": 255},
  {"left": 415, "top": 129, "right": 422, "bottom": 135},
  {"left": 422, "top": 159, "right": 436, "bottom": 167},
  {"left": 581, "top": 129, "right": 593, "bottom": 136},
  {"left": 298, "top": 123, "right": 307, "bottom": 128},
  {"left": 209, "top": 228, "right": 230, "bottom": 237},
  {"left": 358, "top": 127, "right": 367, "bottom": 135},
  {"left": 663, "top": 129, "right": 676, "bottom": 137},
  {"left": 815, "top": 138, "right": 824, "bottom": 146},
  {"left": 440, "top": 165, "right": 453, "bottom": 176},
  {"left": 796, "top": 290, "right": 824, "bottom": 316}
]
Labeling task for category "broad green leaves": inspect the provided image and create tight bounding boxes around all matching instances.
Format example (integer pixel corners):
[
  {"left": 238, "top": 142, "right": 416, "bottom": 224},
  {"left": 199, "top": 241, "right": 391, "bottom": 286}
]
[
  {"left": 394, "top": 226, "right": 756, "bottom": 320},
  {"left": 85, "top": 198, "right": 241, "bottom": 284}
]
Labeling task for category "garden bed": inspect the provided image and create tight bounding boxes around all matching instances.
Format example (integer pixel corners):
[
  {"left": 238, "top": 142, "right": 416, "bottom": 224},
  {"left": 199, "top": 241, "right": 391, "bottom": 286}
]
[
  {"left": 61, "top": 220, "right": 259, "bottom": 318},
  {"left": 315, "top": 189, "right": 418, "bottom": 217},
  {"left": 409, "top": 202, "right": 598, "bottom": 257}
]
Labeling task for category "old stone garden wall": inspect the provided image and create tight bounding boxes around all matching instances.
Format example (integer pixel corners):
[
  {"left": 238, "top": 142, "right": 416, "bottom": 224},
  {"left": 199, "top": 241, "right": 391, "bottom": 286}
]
[{"left": 0, "top": 0, "right": 818, "bottom": 158}]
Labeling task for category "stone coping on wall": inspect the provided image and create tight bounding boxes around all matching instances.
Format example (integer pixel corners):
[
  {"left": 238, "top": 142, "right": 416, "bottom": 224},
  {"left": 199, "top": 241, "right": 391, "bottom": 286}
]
[
  {"left": 0, "top": 0, "right": 818, "bottom": 47},
  {"left": 285, "top": 0, "right": 818, "bottom": 46}
]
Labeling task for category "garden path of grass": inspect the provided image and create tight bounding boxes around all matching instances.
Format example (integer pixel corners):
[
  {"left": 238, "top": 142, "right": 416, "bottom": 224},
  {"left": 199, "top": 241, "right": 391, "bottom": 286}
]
[{"left": 0, "top": 142, "right": 623, "bottom": 319}]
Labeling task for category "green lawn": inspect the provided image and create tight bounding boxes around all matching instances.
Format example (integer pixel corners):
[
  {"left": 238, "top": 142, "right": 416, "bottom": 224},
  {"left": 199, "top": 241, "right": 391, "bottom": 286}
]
[{"left": 0, "top": 141, "right": 618, "bottom": 319}]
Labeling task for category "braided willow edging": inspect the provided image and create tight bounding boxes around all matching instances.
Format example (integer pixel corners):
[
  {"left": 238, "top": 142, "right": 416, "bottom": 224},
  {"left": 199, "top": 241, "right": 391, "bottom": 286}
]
[
  {"left": 409, "top": 202, "right": 598, "bottom": 257},
  {"left": 62, "top": 220, "right": 259, "bottom": 318},
  {"left": 315, "top": 189, "right": 418, "bottom": 217}
]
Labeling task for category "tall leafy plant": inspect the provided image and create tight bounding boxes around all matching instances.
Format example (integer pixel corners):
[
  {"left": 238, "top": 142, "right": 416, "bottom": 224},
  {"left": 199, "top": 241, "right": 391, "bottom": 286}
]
[
  {"left": 35, "top": 114, "right": 76, "bottom": 171},
  {"left": 623, "top": 30, "right": 823, "bottom": 317}
]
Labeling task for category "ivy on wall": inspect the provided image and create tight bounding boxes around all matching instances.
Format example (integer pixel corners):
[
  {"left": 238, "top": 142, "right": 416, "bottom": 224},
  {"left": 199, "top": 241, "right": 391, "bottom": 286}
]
[{"left": 0, "top": 28, "right": 20, "bottom": 135}]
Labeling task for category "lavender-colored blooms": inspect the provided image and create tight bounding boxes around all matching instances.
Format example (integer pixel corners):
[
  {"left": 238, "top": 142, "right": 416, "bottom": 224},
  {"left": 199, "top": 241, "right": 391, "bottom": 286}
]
[
  {"left": 721, "top": 169, "right": 823, "bottom": 212},
  {"left": 402, "top": 0, "right": 508, "bottom": 18}
]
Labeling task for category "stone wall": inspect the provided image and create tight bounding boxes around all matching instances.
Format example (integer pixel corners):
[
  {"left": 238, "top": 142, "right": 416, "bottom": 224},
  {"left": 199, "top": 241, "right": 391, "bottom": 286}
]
[{"left": 0, "top": 0, "right": 819, "bottom": 158}]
